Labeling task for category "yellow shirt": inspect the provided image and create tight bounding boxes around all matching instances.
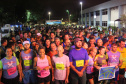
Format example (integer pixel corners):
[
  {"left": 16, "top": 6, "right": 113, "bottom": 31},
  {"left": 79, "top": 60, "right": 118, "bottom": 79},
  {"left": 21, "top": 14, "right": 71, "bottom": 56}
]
[
  {"left": 13, "top": 52, "right": 16, "bottom": 57},
  {"left": 94, "top": 54, "right": 107, "bottom": 67},
  {"left": 117, "top": 47, "right": 126, "bottom": 69}
]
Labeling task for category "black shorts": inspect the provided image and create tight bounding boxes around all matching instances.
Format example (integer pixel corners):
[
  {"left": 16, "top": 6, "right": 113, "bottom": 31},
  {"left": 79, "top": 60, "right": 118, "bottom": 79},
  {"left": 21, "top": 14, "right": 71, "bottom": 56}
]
[
  {"left": 3, "top": 76, "right": 19, "bottom": 84},
  {"left": 86, "top": 73, "right": 94, "bottom": 79},
  {"left": 119, "top": 69, "right": 125, "bottom": 75},
  {"left": 55, "top": 80, "right": 65, "bottom": 84},
  {"left": 37, "top": 75, "right": 51, "bottom": 83}
]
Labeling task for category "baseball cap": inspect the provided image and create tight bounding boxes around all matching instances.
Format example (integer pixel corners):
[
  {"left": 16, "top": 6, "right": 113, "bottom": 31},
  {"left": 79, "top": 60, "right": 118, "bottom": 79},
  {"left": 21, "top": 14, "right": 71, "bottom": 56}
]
[
  {"left": 74, "top": 38, "right": 82, "bottom": 43},
  {"left": 37, "top": 33, "right": 41, "bottom": 36},
  {"left": 23, "top": 41, "right": 30, "bottom": 45},
  {"left": 17, "top": 40, "right": 22, "bottom": 44}
]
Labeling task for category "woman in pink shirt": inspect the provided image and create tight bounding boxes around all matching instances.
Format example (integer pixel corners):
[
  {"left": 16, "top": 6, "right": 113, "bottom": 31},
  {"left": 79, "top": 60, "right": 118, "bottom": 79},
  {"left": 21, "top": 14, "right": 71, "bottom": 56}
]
[{"left": 34, "top": 46, "right": 52, "bottom": 84}]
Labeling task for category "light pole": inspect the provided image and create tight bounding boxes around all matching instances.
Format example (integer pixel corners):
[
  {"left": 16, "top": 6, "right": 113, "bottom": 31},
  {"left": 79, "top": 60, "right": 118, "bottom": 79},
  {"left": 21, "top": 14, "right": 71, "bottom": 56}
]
[
  {"left": 66, "top": 10, "right": 70, "bottom": 25},
  {"left": 48, "top": 12, "right": 51, "bottom": 20},
  {"left": 69, "top": 14, "right": 71, "bottom": 24},
  {"left": 94, "top": 15, "right": 96, "bottom": 27},
  {"left": 80, "top": 2, "right": 83, "bottom": 25}
]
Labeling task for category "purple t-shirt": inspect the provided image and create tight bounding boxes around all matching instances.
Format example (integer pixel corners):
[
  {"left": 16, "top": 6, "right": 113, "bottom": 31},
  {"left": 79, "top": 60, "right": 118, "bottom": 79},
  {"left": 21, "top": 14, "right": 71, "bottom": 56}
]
[
  {"left": 52, "top": 54, "right": 70, "bottom": 80},
  {"left": 107, "top": 51, "right": 120, "bottom": 71},
  {"left": 86, "top": 56, "right": 94, "bottom": 74},
  {"left": 69, "top": 48, "right": 89, "bottom": 72},
  {"left": 1, "top": 56, "right": 18, "bottom": 79},
  {"left": 21, "top": 49, "right": 34, "bottom": 70}
]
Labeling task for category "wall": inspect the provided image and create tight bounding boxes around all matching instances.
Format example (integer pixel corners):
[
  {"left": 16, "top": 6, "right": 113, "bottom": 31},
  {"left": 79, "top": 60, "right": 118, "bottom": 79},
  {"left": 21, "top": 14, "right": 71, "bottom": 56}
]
[{"left": 110, "top": 7, "right": 119, "bottom": 26}]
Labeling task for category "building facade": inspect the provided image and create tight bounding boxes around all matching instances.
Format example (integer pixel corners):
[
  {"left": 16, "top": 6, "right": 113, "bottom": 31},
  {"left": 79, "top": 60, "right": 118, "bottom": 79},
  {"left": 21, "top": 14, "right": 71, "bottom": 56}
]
[{"left": 80, "top": 0, "right": 126, "bottom": 28}]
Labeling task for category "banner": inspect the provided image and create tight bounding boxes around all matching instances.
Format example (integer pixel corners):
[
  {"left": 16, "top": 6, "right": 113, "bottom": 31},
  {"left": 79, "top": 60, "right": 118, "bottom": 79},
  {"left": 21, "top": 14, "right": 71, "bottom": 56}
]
[
  {"left": 46, "top": 20, "right": 62, "bottom": 25},
  {"left": 98, "top": 66, "right": 115, "bottom": 81}
]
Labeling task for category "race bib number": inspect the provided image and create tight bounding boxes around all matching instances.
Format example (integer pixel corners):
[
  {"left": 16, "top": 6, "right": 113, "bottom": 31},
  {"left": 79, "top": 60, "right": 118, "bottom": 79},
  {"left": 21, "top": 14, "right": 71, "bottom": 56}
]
[
  {"left": 76, "top": 60, "right": 84, "bottom": 67},
  {"left": 102, "top": 60, "right": 106, "bottom": 64},
  {"left": 41, "top": 71, "right": 49, "bottom": 75},
  {"left": 24, "top": 60, "right": 32, "bottom": 66},
  {"left": 7, "top": 66, "right": 16, "bottom": 75},
  {"left": 56, "top": 63, "right": 65, "bottom": 70}
]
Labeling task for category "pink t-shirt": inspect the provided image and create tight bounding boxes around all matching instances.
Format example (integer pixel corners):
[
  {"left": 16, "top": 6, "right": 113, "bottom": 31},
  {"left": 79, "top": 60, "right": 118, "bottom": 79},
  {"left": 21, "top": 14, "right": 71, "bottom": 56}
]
[
  {"left": 37, "top": 55, "right": 50, "bottom": 78},
  {"left": 52, "top": 54, "right": 70, "bottom": 80}
]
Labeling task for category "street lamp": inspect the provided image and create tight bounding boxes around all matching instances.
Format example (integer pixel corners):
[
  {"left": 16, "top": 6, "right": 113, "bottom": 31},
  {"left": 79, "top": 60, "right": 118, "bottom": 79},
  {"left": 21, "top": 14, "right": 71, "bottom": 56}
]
[
  {"left": 48, "top": 12, "right": 51, "bottom": 20},
  {"left": 70, "top": 14, "right": 72, "bottom": 24},
  {"left": 94, "top": 15, "right": 96, "bottom": 27},
  {"left": 66, "top": 10, "right": 70, "bottom": 25},
  {"left": 80, "top": 2, "right": 83, "bottom": 25}
]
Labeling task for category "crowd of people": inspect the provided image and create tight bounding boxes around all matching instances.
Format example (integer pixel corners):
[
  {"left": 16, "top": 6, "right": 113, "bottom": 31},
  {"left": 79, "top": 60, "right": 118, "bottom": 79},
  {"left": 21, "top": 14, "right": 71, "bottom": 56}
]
[{"left": 0, "top": 26, "right": 126, "bottom": 84}]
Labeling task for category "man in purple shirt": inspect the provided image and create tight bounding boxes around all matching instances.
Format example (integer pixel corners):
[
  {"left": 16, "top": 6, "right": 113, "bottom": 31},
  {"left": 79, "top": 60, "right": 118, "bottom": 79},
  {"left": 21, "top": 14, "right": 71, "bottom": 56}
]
[
  {"left": 69, "top": 38, "right": 89, "bottom": 84},
  {"left": 106, "top": 43, "right": 123, "bottom": 84}
]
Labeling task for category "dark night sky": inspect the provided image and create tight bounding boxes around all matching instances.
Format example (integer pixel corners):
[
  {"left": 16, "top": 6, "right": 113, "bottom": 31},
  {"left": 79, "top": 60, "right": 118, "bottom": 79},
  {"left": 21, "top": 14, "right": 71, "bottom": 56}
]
[
  {"left": 37, "top": 0, "right": 110, "bottom": 19},
  {"left": 0, "top": 0, "right": 110, "bottom": 20}
]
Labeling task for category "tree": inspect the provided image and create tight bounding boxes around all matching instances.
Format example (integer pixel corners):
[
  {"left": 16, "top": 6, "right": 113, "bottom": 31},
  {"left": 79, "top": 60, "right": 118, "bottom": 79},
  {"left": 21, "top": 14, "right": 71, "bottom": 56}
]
[
  {"left": 26, "top": 10, "right": 44, "bottom": 23},
  {"left": 120, "top": 14, "right": 126, "bottom": 28}
]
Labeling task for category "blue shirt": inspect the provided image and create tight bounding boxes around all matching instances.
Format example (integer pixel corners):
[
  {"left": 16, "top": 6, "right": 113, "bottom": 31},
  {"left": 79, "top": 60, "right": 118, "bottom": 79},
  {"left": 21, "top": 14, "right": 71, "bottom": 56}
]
[
  {"left": 27, "top": 38, "right": 31, "bottom": 44},
  {"left": 86, "top": 38, "right": 89, "bottom": 42}
]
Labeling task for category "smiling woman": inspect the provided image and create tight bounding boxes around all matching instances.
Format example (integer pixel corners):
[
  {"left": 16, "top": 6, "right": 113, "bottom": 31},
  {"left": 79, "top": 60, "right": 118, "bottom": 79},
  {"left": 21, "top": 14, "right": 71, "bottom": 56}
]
[
  {"left": 33, "top": 46, "right": 52, "bottom": 84},
  {"left": 0, "top": 47, "right": 22, "bottom": 84}
]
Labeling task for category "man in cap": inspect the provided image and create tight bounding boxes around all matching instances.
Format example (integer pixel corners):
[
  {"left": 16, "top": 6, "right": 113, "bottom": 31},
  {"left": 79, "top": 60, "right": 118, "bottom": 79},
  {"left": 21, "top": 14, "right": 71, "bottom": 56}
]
[
  {"left": 16, "top": 40, "right": 24, "bottom": 59},
  {"left": 17, "top": 40, "right": 24, "bottom": 51},
  {"left": 36, "top": 33, "right": 42, "bottom": 40},
  {"left": 19, "top": 40, "right": 37, "bottom": 84},
  {"left": 69, "top": 38, "right": 89, "bottom": 84}
]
